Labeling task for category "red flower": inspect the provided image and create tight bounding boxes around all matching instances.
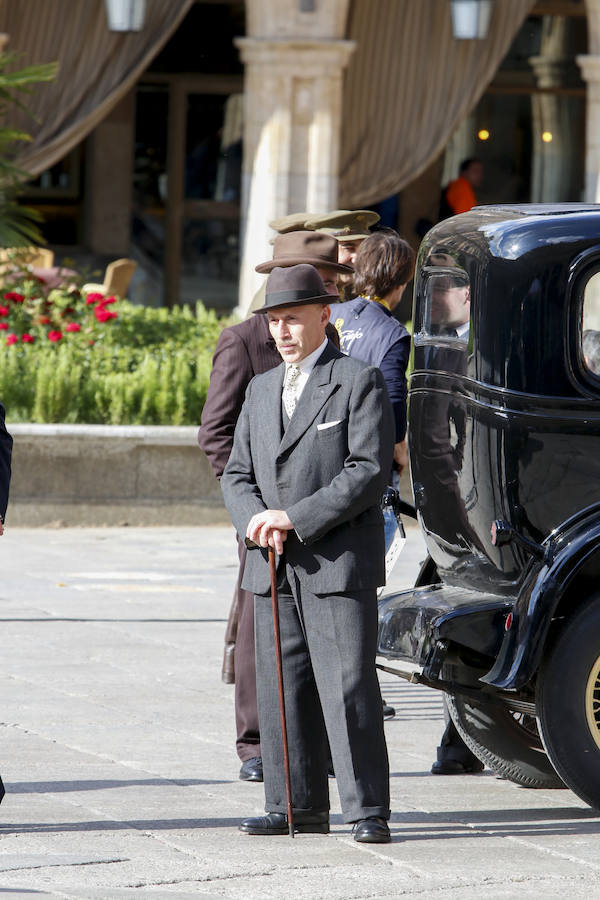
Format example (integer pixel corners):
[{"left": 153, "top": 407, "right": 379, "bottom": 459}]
[
  {"left": 95, "top": 307, "right": 118, "bottom": 323},
  {"left": 0, "top": 305, "right": 9, "bottom": 316},
  {"left": 0, "top": 323, "right": 7, "bottom": 331},
  {"left": 89, "top": 340, "right": 95, "bottom": 345},
  {"left": 21, "top": 333, "right": 35, "bottom": 343},
  {"left": 65, "top": 322, "right": 81, "bottom": 332},
  {"left": 4, "top": 291, "right": 24, "bottom": 303},
  {"left": 98, "top": 296, "right": 117, "bottom": 307},
  {"left": 6, "top": 333, "right": 18, "bottom": 345},
  {"left": 86, "top": 292, "right": 104, "bottom": 305},
  {"left": 38, "top": 315, "right": 51, "bottom": 325},
  {"left": 48, "top": 330, "right": 63, "bottom": 342},
  {"left": 65, "top": 306, "right": 75, "bottom": 314}
]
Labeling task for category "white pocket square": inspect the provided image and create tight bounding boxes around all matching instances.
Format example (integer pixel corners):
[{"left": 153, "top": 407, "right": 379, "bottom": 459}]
[{"left": 317, "top": 420, "right": 342, "bottom": 431}]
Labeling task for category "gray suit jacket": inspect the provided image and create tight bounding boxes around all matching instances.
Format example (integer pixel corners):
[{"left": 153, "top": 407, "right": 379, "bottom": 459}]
[{"left": 221, "top": 342, "right": 394, "bottom": 595}]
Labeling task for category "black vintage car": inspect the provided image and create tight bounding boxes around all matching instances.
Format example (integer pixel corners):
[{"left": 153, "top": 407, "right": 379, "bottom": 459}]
[{"left": 378, "top": 203, "right": 600, "bottom": 809}]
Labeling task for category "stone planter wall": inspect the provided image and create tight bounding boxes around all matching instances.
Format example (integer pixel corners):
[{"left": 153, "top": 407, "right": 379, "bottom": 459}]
[
  {"left": 7, "top": 424, "right": 230, "bottom": 527},
  {"left": 7, "top": 424, "right": 414, "bottom": 527}
]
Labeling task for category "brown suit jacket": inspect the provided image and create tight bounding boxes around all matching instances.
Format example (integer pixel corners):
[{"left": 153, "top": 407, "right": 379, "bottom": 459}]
[
  {"left": 198, "top": 315, "right": 281, "bottom": 478},
  {"left": 198, "top": 315, "right": 339, "bottom": 478}
]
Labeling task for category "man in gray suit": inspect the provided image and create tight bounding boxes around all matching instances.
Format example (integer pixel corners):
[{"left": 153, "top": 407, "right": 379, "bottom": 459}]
[{"left": 221, "top": 264, "right": 394, "bottom": 843}]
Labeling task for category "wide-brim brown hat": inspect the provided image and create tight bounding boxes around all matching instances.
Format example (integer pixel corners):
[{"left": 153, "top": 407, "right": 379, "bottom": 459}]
[
  {"left": 253, "top": 264, "right": 338, "bottom": 314},
  {"left": 255, "top": 231, "right": 353, "bottom": 274}
]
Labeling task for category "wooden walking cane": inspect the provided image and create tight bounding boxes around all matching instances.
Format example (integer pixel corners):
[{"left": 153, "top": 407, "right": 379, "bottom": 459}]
[{"left": 268, "top": 546, "right": 294, "bottom": 838}]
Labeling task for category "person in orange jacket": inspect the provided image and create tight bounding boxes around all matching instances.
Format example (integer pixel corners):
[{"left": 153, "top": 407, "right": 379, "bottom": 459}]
[{"left": 440, "top": 158, "right": 483, "bottom": 217}]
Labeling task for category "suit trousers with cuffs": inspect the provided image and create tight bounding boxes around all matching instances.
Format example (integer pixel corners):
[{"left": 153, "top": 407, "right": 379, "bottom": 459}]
[
  {"left": 254, "top": 564, "right": 390, "bottom": 824},
  {"left": 234, "top": 538, "right": 261, "bottom": 763}
]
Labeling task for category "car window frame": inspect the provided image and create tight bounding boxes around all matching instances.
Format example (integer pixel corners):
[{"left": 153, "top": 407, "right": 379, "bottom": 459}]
[
  {"left": 568, "top": 253, "right": 600, "bottom": 393},
  {"left": 413, "top": 265, "right": 472, "bottom": 351}
]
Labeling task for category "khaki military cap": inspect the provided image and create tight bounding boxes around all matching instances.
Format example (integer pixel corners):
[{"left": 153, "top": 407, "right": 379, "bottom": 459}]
[
  {"left": 268, "top": 212, "right": 316, "bottom": 234},
  {"left": 305, "top": 209, "right": 380, "bottom": 241}
]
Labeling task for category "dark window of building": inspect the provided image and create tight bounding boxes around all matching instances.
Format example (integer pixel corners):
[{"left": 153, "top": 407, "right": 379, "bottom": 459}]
[{"left": 442, "top": 6, "right": 587, "bottom": 206}]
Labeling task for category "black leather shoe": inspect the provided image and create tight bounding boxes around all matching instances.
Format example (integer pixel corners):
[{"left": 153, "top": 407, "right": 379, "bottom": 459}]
[
  {"left": 352, "top": 816, "right": 391, "bottom": 843},
  {"left": 239, "top": 811, "right": 329, "bottom": 835},
  {"left": 431, "top": 753, "right": 484, "bottom": 775},
  {"left": 239, "top": 757, "right": 263, "bottom": 782},
  {"left": 382, "top": 701, "right": 396, "bottom": 720}
]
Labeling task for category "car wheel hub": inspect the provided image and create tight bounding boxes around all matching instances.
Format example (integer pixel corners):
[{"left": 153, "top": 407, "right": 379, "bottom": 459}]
[{"left": 585, "top": 654, "right": 600, "bottom": 751}]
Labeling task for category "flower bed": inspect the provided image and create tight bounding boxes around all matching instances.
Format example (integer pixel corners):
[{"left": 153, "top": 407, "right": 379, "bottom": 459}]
[{"left": 0, "top": 264, "right": 231, "bottom": 425}]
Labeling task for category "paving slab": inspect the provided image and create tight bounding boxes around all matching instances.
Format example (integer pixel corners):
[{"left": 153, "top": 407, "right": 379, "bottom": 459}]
[{"left": 0, "top": 526, "right": 599, "bottom": 899}]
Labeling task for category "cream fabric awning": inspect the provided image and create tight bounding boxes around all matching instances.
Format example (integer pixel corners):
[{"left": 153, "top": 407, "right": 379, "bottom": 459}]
[
  {"left": 2, "top": 0, "right": 194, "bottom": 177},
  {"left": 340, "top": 0, "right": 536, "bottom": 206}
]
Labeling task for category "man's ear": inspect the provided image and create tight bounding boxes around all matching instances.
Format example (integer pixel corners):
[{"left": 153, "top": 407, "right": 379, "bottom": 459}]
[{"left": 321, "top": 304, "right": 331, "bottom": 325}]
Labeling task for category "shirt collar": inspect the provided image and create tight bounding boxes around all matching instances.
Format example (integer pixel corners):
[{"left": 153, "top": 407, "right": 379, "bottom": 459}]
[{"left": 286, "top": 336, "right": 329, "bottom": 376}]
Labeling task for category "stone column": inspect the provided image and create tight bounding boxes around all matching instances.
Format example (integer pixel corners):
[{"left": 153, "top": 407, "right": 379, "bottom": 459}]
[
  {"left": 530, "top": 55, "right": 579, "bottom": 201},
  {"left": 84, "top": 91, "right": 135, "bottom": 256},
  {"left": 530, "top": 17, "right": 580, "bottom": 202},
  {"left": 235, "top": 35, "right": 355, "bottom": 313},
  {"left": 578, "top": 0, "right": 600, "bottom": 201},
  {"left": 578, "top": 54, "right": 600, "bottom": 201},
  {"left": 440, "top": 113, "right": 477, "bottom": 188}
]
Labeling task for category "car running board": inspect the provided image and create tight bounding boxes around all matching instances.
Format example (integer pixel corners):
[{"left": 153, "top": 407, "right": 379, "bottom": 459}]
[{"left": 375, "top": 661, "right": 536, "bottom": 716}]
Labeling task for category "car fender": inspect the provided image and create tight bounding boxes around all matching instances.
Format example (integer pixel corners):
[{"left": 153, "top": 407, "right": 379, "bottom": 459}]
[{"left": 482, "top": 503, "right": 600, "bottom": 690}]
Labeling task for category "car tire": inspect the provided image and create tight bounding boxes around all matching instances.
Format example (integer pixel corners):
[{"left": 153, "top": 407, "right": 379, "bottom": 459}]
[
  {"left": 537, "top": 595, "right": 600, "bottom": 810},
  {"left": 446, "top": 693, "right": 565, "bottom": 789}
]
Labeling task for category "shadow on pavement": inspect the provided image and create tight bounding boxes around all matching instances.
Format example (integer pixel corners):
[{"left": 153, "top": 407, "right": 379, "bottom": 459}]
[
  {"left": 7, "top": 778, "right": 233, "bottom": 793},
  {"left": 388, "top": 805, "right": 600, "bottom": 839},
  {"left": 2, "top": 807, "right": 599, "bottom": 838},
  {"left": 0, "top": 617, "right": 228, "bottom": 623}
]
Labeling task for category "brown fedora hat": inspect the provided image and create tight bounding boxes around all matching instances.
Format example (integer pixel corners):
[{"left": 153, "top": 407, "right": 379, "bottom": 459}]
[
  {"left": 253, "top": 264, "right": 338, "bottom": 314},
  {"left": 255, "top": 231, "right": 353, "bottom": 274}
]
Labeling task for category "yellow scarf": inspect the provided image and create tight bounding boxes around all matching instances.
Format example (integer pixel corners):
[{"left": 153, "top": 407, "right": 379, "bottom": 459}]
[{"left": 360, "top": 294, "right": 391, "bottom": 311}]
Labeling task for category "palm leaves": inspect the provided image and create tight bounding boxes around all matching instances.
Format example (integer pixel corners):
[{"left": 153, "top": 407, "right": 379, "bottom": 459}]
[{"left": 0, "top": 52, "right": 57, "bottom": 248}]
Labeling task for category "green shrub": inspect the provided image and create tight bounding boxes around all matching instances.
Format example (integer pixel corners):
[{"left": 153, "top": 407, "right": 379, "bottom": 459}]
[
  {"left": 0, "top": 267, "right": 233, "bottom": 424},
  {"left": 0, "top": 320, "right": 228, "bottom": 425}
]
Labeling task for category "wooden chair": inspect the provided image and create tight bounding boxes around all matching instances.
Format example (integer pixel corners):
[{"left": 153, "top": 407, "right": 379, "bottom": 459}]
[
  {"left": 0, "top": 246, "right": 55, "bottom": 268},
  {"left": 26, "top": 247, "right": 55, "bottom": 268},
  {"left": 83, "top": 258, "right": 137, "bottom": 299}
]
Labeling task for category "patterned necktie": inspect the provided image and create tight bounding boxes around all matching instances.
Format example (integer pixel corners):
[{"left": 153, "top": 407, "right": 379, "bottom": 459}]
[{"left": 283, "top": 364, "right": 301, "bottom": 418}]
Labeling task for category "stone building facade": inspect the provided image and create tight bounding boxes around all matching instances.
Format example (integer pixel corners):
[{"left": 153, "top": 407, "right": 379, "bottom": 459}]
[{"left": 13, "top": 0, "right": 600, "bottom": 314}]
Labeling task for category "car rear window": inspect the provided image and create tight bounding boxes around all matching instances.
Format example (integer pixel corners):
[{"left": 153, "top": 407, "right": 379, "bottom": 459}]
[
  {"left": 582, "top": 271, "right": 600, "bottom": 376},
  {"left": 414, "top": 264, "right": 471, "bottom": 347}
]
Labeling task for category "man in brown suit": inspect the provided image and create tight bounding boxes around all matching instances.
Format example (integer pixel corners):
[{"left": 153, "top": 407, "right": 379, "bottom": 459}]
[{"left": 198, "top": 231, "right": 347, "bottom": 782}]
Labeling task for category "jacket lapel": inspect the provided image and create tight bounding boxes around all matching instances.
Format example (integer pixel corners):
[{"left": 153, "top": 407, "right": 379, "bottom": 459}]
[
  {"left": 277, "top": 343, "right": 340, "bottom": 458},
  {"left": 256, "top": 363, "right": 285, "bottom": 451}
]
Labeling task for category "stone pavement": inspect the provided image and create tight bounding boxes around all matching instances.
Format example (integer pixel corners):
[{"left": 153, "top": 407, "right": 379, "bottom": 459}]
[{"left": 0, "top": 525, "right": 599, "bottom": 899}]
